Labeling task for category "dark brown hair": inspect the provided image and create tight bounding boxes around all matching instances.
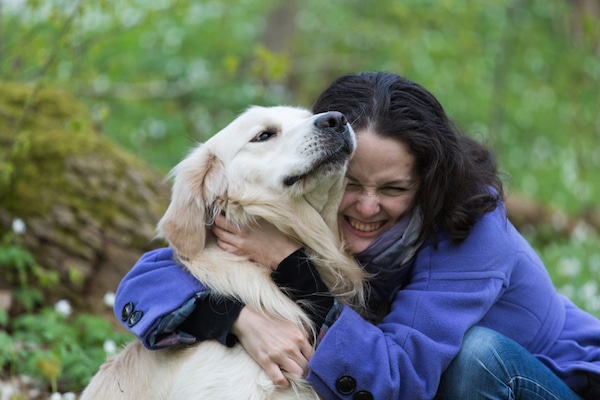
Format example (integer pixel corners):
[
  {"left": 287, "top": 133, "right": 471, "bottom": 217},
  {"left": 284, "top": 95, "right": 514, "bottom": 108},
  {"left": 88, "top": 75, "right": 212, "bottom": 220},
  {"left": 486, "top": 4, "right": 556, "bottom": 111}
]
[{"left": 312, "top": 71, "right": 504, "bottom": 245}]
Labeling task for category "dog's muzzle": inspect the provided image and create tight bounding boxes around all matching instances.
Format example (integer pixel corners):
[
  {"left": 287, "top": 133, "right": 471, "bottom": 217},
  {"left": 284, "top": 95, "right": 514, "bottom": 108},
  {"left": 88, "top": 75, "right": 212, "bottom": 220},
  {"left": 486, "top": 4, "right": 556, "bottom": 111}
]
[
  {"left": 283, "top": 111, "right": 355, "bottom": 187},
  {"left": 314, "top": 111, "right": 354, "bottom": 153}
]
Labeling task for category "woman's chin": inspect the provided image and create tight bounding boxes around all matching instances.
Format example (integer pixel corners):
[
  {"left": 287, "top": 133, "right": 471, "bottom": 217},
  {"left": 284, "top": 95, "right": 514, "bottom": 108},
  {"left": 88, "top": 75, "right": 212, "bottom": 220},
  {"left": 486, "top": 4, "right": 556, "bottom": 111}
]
[{"left": 343, "top": 231, "right": 376, "bottom": 254}]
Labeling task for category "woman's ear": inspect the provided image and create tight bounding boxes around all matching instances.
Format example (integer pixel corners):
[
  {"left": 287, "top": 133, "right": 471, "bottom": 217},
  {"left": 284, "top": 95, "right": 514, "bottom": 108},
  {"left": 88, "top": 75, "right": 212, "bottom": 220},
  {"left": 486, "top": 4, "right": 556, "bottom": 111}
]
[{"left": 157, "top": 145, "right": 226, "bottom": 260}]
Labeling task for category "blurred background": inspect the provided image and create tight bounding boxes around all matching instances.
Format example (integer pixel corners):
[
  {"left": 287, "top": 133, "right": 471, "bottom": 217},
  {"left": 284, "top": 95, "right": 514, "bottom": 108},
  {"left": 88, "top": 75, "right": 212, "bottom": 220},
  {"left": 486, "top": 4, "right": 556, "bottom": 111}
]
[{"left": 0, "top": 0, "right": 599, "bottom": 397}]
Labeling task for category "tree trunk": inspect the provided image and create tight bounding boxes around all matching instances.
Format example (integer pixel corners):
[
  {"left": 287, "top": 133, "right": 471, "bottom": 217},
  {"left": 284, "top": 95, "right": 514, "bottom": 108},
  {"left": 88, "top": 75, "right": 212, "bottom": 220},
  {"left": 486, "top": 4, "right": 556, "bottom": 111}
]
[
  {"left": 567, "top": 0, "right": 600, "bottom": 55},
  {"left": 261, "top": 0, "right": 300, "bottom": 53}
]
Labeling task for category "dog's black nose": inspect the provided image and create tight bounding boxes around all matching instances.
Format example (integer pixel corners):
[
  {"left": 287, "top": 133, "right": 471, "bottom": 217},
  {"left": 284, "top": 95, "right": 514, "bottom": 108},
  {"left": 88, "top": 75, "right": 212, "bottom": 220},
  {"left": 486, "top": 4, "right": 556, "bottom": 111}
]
[{"left": 314, "top": 111, "right": 348, "bottom": 134}]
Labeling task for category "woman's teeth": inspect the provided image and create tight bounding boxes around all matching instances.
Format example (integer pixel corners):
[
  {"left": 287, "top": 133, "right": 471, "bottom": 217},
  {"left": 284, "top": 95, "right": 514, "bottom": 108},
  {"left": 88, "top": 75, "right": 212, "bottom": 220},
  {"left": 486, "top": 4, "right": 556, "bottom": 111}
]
[{"left": 349, "top": 218, "right": 383, "bottom": 232}]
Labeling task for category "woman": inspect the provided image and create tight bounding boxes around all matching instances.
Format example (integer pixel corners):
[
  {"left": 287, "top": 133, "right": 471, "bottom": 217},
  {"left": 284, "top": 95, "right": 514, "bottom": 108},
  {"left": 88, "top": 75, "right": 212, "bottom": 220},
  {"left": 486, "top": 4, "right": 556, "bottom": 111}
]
[{"left": 115, "top": 72, "right": 600, "bottom": 399}]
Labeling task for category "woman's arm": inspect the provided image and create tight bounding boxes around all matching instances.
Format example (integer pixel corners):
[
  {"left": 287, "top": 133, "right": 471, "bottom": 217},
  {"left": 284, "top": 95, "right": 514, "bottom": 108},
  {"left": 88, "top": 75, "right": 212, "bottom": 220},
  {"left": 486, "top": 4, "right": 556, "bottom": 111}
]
[
  {"left": 306, "top": 262, "right": 507, "bottom": 399},
  {"left": 114, "top": 247, "right": 207, "bottom": 349},
  {"left": 115, "top": 246, "right": 313, "bottom": 387},
  {"left": 114, "top": 246, "right": 244, "bottom": 351},
  {"left": 307, "top": 210, "right": 516, "bottom": 399},
  {"left": 116, "top": 216, "right": 337, "bottom": 386},
  {"left": 212, "top": 214, "right": 339, "bottom": 385}
]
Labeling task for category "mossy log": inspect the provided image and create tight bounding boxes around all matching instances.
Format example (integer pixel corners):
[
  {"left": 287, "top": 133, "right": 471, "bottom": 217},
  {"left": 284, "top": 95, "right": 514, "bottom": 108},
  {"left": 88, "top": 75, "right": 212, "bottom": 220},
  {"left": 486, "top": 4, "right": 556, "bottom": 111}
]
[{"left": 0, "top": 82, "right": 170, "bottom": 317}]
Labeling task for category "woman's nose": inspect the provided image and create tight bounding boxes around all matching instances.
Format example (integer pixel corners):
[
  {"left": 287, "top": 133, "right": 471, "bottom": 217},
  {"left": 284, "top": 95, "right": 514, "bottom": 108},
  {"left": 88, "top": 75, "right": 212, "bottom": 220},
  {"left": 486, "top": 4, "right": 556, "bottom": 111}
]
[{"left": 355, "top": 192, "right": 380, "bottom": 217}]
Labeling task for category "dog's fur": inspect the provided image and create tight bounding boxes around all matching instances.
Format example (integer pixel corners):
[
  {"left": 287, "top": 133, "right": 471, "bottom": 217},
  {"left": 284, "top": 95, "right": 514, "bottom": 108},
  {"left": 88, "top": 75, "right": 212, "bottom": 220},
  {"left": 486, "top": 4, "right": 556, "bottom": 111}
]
[{"left": 80, "top": 106, "right": 366, "bottom": 399}]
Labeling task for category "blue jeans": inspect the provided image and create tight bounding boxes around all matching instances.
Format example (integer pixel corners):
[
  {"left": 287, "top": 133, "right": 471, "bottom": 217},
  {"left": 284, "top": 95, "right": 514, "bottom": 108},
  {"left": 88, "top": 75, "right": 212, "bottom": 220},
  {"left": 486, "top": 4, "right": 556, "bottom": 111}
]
[{"left": 435, "top": 326, "right": 585, "bottom": 400}]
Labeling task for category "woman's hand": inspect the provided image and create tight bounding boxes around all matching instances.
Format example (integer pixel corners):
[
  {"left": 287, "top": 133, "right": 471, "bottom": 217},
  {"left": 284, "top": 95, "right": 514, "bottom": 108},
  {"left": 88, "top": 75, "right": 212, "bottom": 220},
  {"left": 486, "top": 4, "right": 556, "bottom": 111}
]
[
  {"left": 214, "top": 215, "right": 310, "bottom": 385},
  {"left": 212, "top": 214, "right": 301, "bottom": 270},
  {"left": 231, "top": 306, "right": 314, "bottom": 387}
]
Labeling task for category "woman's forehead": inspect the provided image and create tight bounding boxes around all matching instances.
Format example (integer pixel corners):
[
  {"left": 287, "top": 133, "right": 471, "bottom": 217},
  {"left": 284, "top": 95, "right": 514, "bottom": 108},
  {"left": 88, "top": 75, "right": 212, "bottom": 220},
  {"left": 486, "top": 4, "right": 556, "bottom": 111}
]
[{"left": 349, "top": 130, "right": 416, "bottom": 183}]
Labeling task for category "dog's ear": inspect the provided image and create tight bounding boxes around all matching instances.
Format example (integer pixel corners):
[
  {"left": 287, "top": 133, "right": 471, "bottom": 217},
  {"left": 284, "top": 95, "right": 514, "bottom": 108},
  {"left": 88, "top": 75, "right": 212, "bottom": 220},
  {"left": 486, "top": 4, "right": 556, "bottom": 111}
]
[{"left": 157, "top": 145, "right": 226, "bottom": 260}]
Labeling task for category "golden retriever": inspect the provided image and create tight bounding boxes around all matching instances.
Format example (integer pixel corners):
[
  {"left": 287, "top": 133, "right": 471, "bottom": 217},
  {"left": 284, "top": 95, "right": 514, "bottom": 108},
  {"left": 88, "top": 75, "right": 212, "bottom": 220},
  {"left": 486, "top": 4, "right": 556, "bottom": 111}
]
[{"left": 80, "top": 106, "right": 366, "bottom": 399}]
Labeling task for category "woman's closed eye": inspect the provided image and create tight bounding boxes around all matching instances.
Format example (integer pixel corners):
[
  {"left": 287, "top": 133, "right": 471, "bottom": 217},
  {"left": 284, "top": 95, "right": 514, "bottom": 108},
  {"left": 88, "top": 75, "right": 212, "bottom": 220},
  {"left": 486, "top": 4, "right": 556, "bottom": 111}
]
[
  {"left": 379, "top": 186, "right": 409, "bottom": 196},
  {"left": 345, "top": 182, "right": 362, "bottom": 191},
  {"left": 344, "top": 183, "right": 409, "bottom": 197}
]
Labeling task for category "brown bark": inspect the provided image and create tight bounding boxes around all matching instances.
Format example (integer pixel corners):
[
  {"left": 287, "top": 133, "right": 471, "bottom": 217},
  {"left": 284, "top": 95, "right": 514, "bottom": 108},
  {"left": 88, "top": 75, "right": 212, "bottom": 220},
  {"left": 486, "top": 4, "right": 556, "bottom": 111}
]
[
  {"left": 567, "top": 0, "right": 600, "bottom": 55},
  {"left": 506, "top": 192, "right": 600, "bottom": 241},
  {"left": 261, "top": 0, "right": 300, "bottom": 53}
]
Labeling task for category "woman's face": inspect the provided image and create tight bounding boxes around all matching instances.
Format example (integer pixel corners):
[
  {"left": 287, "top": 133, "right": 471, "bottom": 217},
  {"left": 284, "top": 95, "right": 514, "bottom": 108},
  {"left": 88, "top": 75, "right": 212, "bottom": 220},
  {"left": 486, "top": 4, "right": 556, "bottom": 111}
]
[{"left": 338, "top": 129, "right": 418, "bottom": 254}]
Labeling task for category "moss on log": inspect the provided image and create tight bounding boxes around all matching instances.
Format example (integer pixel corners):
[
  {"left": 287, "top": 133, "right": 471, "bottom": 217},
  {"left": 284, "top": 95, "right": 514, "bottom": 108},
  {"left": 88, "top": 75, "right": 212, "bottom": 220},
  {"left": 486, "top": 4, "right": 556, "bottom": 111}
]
[{"left": 0, "top": 82, "right": 170, "bottom": 315}]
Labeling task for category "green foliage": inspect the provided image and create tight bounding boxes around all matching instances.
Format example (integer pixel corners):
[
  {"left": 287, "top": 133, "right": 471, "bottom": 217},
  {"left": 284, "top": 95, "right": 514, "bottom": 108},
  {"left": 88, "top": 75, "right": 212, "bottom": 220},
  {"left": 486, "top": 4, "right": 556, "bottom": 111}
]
[
  {"left": 2, "top": 0, "right": 597, "bottom": 214},
  {"left": 0, "top": 230, "right": 45, "bottom": 311},
  {"left": 0, "top": 229, "right": 132, "bottom": 393},
  {"left": 2, "top": 0, "right": 286, "bottom": 167},
  {"left": 6, "top": 308, "right": 131, "bottom": 392},
  {"left": 535, "top": 230, "right": 600, "bottom": 316}
]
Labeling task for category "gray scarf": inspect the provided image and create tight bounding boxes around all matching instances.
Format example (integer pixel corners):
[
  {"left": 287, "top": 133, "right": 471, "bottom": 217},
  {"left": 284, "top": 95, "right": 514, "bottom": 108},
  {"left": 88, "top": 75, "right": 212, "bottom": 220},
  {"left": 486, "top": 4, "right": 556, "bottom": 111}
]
[{"left": 354, "top": 209, "right": 423, "bottom": 309}]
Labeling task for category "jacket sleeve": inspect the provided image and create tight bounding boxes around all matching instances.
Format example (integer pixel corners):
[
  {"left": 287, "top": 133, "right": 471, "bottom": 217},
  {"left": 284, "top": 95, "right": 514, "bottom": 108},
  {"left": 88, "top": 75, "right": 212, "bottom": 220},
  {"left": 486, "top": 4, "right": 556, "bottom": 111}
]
[
  {"left": 171, "top": 249, "right": 331, "bottom": 347},
  {"left": 177, "top": 293, "right": 243, "bottom": 348},
  {"left": 114, "top": 247, "right": 329, "bottom": 349},
  {"left": 306, "top": 269, "right": 508, "bottom": 399},
  {"left": 114, "top": 247, "right": 207, "bottom": 349},
  {"left": 305, "top": 213, "right": 514, "bottom": 400}
]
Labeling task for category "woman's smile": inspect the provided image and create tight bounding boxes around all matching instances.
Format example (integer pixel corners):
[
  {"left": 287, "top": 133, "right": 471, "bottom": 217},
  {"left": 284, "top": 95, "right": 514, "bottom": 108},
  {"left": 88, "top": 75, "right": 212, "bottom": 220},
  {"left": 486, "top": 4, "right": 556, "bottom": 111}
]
[{"left": 345, "top": 216, "right": 387, "bottom": 235}]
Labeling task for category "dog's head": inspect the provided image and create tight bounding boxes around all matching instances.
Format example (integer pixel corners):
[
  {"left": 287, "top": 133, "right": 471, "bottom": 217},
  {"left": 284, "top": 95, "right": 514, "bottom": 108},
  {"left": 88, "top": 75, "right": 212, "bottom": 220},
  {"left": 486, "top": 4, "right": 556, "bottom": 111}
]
[{"left": 157, "top": 106, "right": 356, "bottom": 262}]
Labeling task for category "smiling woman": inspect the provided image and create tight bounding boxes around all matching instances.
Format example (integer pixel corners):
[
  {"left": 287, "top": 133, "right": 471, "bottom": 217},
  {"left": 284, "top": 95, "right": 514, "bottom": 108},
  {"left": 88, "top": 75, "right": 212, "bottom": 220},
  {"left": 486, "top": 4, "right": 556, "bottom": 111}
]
[{"left": 339, "top": 129, "right": 418, "bottom": 254}]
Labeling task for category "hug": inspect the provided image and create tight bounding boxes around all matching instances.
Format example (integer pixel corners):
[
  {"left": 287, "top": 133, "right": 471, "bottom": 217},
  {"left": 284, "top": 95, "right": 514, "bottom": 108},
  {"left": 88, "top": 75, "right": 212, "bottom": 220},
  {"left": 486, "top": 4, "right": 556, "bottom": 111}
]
[{"left": 85, "top": 71, "right": 600, "bottom": 399}]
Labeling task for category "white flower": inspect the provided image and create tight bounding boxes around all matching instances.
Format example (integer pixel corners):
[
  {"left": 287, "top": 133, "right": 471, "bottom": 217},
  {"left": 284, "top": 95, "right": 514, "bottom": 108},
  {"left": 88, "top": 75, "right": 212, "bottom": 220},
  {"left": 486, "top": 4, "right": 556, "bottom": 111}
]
[
  {"left": 103, "top": 339, "right": 117, "bottom": 355},
  {"left": 62, "top": 392, "right": 76, "bottom": 400},
  {"left": 54, "top": 299, "right": 72, "bottom": 317},
  {"left": 0, "top": 381, "right": 15, "bottom": 400},
  {"left": 103, "top": 292, "right": 116, "bottom": 308},
  {"left": 50, "top": 393, "right": 62, "bottom": 400},
  {"left": 11, "top": 218, "right": 26, "bottom": 235}
]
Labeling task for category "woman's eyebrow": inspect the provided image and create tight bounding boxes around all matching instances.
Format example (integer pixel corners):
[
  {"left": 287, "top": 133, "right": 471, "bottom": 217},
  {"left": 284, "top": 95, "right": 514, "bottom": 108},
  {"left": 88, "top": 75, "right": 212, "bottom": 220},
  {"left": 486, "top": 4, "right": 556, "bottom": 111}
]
[{"left": 345, "top": 174, "right": 414, "bottom": 186}]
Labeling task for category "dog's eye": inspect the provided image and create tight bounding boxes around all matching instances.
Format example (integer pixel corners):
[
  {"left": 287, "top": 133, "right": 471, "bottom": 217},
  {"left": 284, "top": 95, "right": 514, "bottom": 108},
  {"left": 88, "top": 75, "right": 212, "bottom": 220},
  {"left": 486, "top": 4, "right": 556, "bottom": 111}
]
[{"left": 251, "top": 130, "right": 276, "bottom": 142}]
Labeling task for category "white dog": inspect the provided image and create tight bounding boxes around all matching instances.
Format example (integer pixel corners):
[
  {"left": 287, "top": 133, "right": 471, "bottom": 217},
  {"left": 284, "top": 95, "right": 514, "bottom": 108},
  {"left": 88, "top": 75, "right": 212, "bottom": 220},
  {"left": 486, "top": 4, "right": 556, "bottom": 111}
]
[{"left": 80, "top": 106, "right": 366, "bottom": 399}]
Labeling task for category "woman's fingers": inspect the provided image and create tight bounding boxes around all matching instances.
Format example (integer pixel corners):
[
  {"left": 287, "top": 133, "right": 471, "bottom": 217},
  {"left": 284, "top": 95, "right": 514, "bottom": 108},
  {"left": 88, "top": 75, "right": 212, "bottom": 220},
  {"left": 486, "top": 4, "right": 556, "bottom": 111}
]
[
  {"left": 212, "top": 214, "right": 301, "bottom": 269},
  {"left": 231, "top": 307, "right": 313, "bottom": 387}
]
